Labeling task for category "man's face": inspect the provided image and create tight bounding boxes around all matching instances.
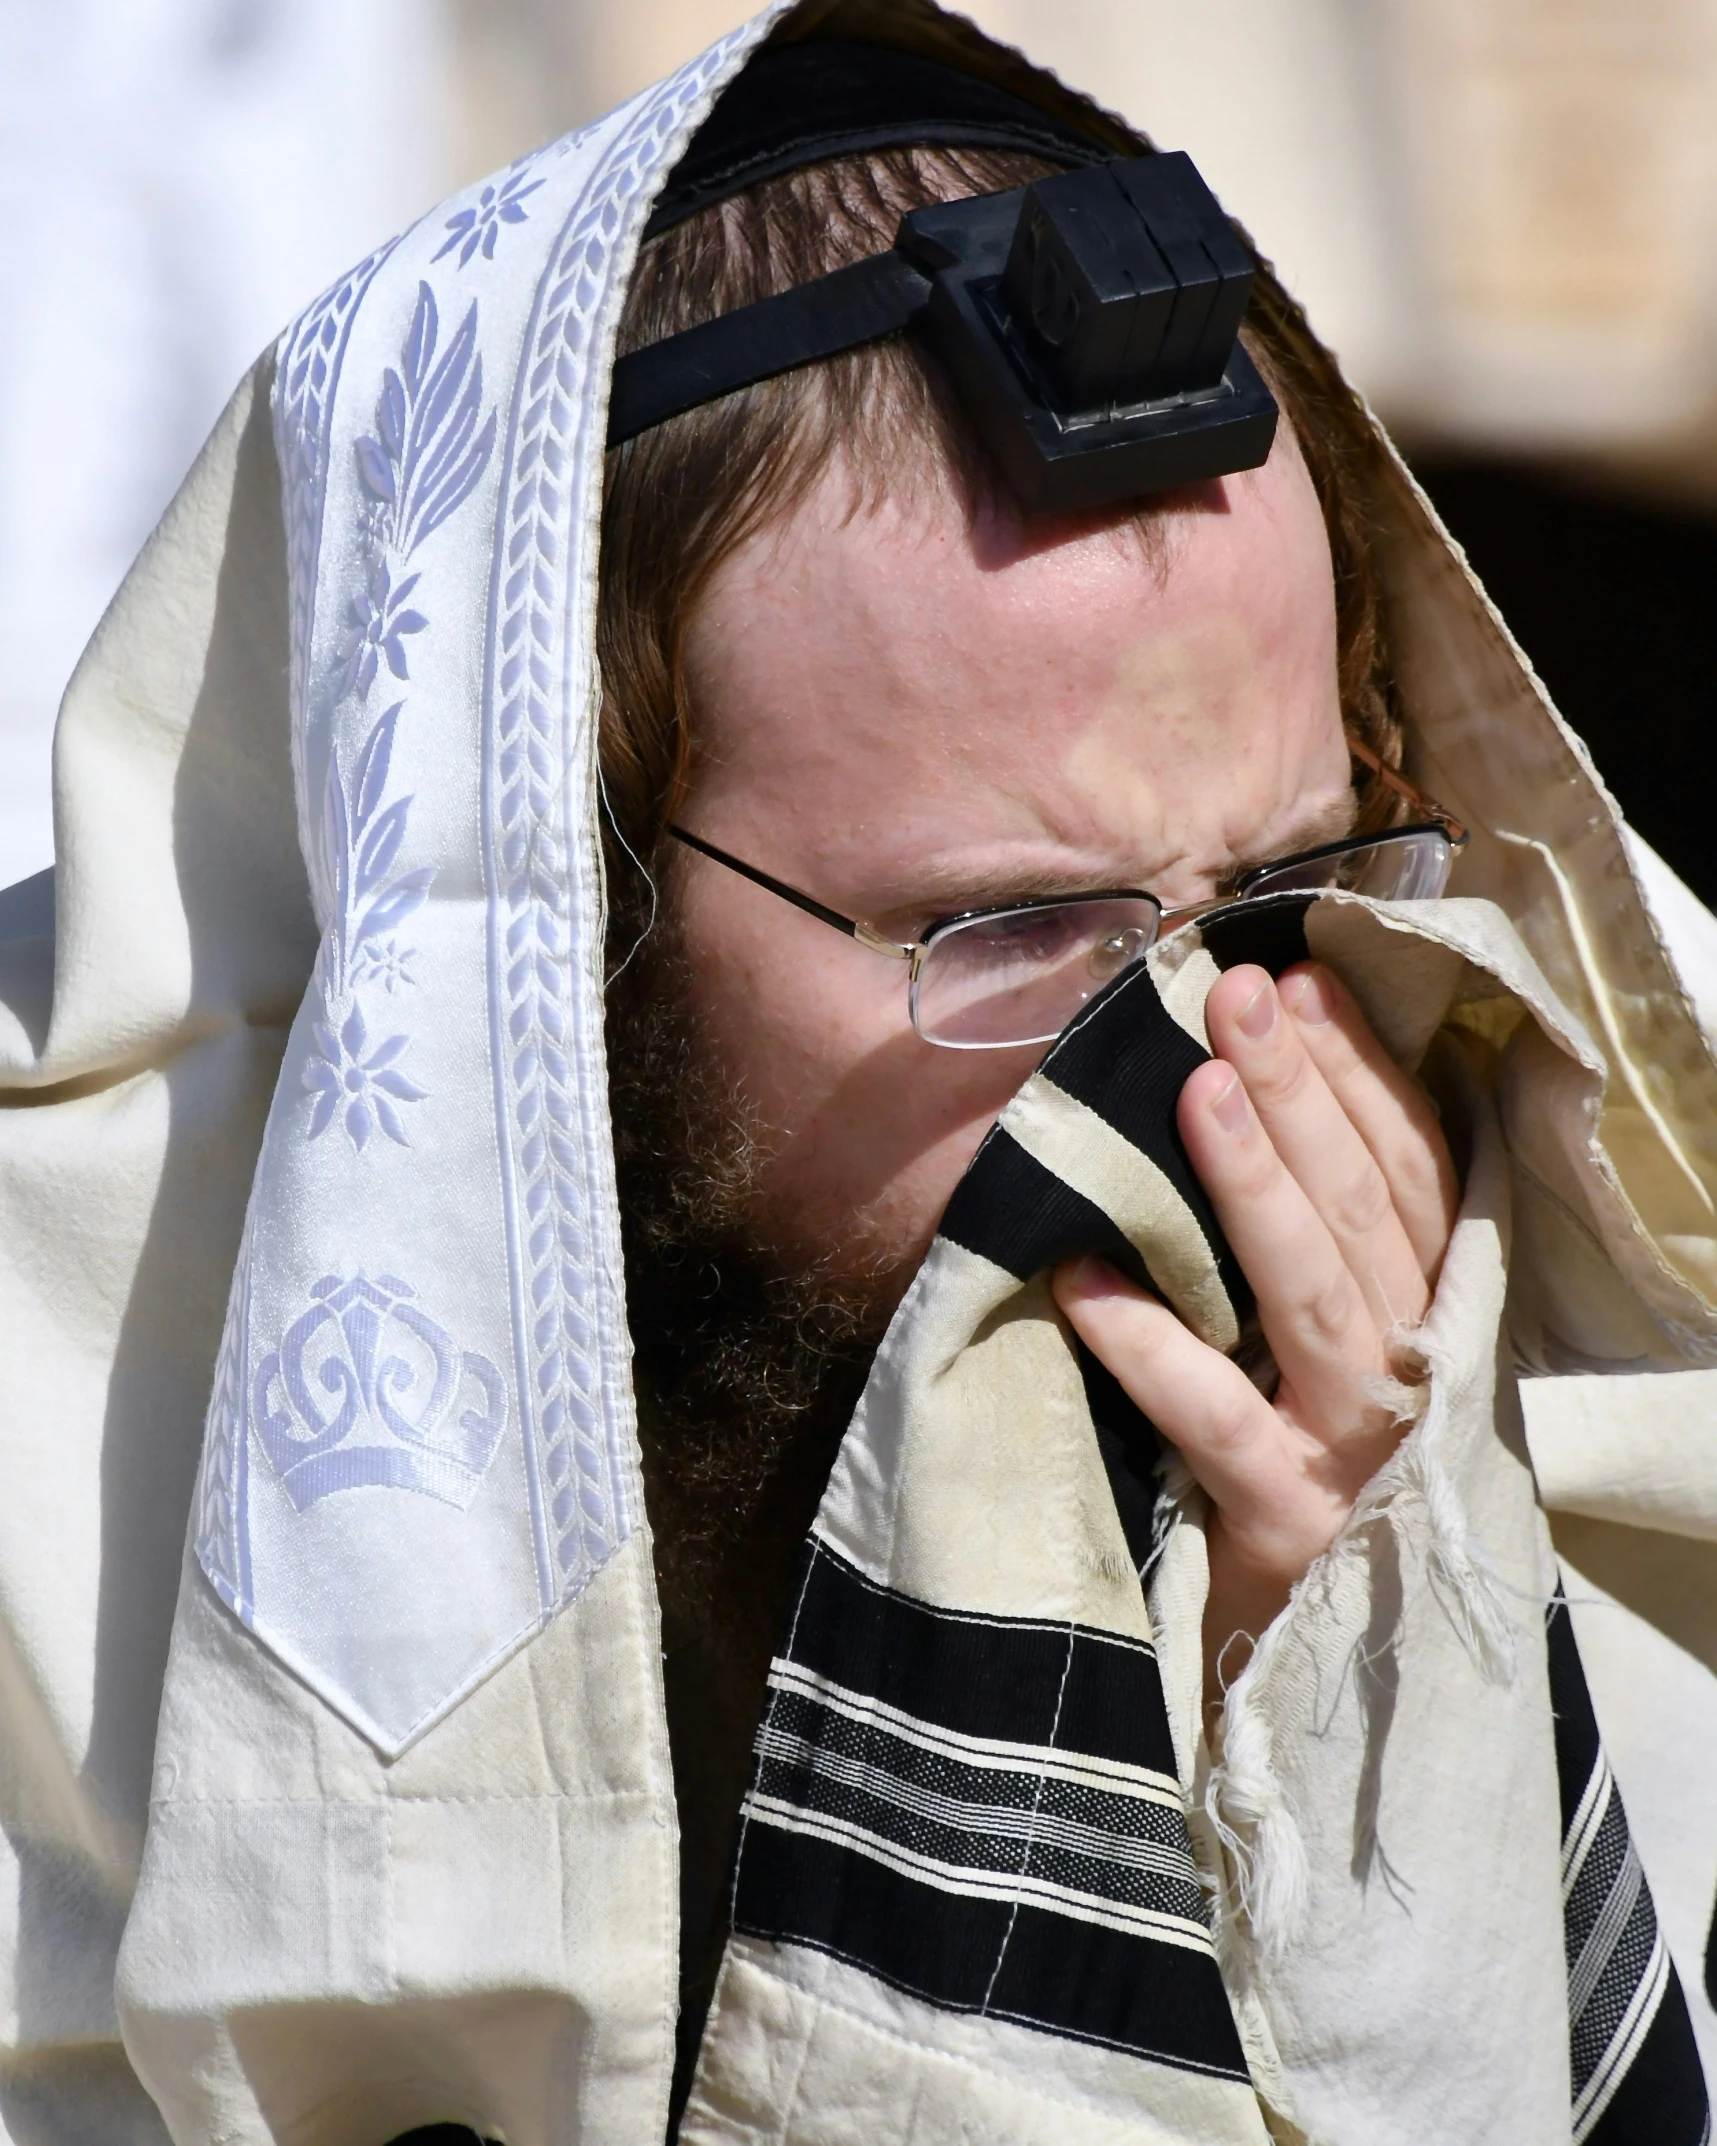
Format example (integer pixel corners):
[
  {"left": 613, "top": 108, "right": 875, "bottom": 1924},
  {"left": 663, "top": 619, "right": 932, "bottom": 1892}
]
[{"left": 673, "top": 425, "right": 1350, "bottom": 1302}]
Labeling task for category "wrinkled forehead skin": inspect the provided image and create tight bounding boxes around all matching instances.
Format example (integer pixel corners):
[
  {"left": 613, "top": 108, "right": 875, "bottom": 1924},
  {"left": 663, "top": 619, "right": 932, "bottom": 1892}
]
[{"left": 621, "top": 0, "right": 1717, "bottom": 1300}]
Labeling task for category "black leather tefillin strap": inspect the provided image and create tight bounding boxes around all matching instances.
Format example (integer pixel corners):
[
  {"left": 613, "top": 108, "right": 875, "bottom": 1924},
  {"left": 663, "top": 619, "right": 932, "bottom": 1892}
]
[
  {"left": 609, "top": 38, "right": 1109, "bottom": 451},
  {"left": 605, "top": 38, "right": 1278, "bottom": 510},
  {"left": 608, "top": 250, "right": 933, "bottom": 447},
  {"left": 639, "top": 38, "right": 1113, "bottom": 240}
]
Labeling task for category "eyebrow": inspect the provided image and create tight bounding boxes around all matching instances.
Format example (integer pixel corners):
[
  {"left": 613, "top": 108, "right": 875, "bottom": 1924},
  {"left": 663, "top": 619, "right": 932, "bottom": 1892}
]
[
  {"left": 879, "top": 785, "right": 1362, "bottom": 922},
  {"left": 1227, "top": 788, "right": 1358, "bottom": 877}
]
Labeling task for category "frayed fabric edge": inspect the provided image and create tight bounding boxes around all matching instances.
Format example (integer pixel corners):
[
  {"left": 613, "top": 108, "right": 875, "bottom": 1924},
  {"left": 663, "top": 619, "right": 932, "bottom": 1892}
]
[{"left": 1201, "top": 1327, "right": 1520, "bottom": 1971}]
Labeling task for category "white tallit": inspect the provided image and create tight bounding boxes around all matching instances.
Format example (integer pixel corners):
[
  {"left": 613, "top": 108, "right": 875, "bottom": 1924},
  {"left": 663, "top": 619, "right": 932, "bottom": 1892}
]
[{"left": 3, "top": 2, "right": 1717, "bottom": 2141}]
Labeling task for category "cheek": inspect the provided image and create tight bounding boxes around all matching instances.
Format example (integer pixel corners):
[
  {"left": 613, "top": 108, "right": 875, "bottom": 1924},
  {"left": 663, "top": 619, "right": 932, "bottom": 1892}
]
[{"left": 676, "top": 876, "right": 1036, "bottom": 1270}]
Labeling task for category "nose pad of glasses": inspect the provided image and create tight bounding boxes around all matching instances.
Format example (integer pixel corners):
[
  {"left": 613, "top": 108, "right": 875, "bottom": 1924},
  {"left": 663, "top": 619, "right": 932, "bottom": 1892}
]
[{"left": 1087, "top": 926, "right": 1151, "bottom": 984}]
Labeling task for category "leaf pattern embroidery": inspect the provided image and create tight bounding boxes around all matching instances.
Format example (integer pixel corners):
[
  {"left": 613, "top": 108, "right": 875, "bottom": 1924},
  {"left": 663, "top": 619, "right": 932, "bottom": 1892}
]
[
  {"left": 355, "top": 282, "right": 498, "bottom": 560},
  {"left": 305, "top": 277, "right": 500, "bottom": 1151}
]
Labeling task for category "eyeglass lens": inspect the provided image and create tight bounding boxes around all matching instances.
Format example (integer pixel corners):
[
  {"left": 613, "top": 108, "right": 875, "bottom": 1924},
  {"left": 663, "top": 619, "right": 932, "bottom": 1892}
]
[
  {"left": 909, "top": 831, "right": 1454, "bottom": 1049},
  {"left": 1238, "top": 827, "right": 1452, "bottom": 904},
  {"left": 911, "top": 897, "right": 1162, "bottom": 1048}
]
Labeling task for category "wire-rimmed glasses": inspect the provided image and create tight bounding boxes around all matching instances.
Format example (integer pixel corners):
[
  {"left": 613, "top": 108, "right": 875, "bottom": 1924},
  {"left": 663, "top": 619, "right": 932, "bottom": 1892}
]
[{"left": 670, "top": 744, "right": 1467, "bottom": 1050}]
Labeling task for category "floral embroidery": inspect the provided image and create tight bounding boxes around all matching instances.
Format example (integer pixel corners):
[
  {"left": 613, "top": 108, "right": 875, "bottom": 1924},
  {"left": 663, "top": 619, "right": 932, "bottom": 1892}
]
[
  {"left": 304, "top": 1003, "right": 427, "bottom": 1149},
  {"left": 254, "top": 1274, "right": 507, "bottom": 1511},
  {"left": 302, "top": 283, "right": 501, "bottom": 1151},
  {"left": 303, "top": 697, "right": 435, "bottom": 1148},
  {"left": 325, "top": 701, "right": 435, "bottom": 988},
  {"left": 354, "top": 937, "right": 415, "bottom": 994},
  {"left": 335, "top": 561, "right": 426, "bottom": 697},
  {"left": 202, "top": 23, "right": 774, "bottom": 1752},
  {"left": 433, "top": 162, "right": 546, "bottom": 268}
]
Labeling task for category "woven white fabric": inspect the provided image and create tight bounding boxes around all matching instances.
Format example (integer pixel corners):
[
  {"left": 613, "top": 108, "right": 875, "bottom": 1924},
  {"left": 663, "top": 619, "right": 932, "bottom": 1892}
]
[{"left": 2, "top": 2, "right": 1716, "bottom": 2140}]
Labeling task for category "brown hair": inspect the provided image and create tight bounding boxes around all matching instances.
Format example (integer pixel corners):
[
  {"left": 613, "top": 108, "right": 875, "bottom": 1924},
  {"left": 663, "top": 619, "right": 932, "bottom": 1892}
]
[{"left": 597, "top": 142, "right": 1403, "bottom": 900}]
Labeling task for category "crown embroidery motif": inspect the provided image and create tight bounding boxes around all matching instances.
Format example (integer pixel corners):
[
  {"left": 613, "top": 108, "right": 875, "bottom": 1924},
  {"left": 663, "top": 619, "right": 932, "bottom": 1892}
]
[{"left": 254, "top": 1273, "right": 507, "bottom": 1511}]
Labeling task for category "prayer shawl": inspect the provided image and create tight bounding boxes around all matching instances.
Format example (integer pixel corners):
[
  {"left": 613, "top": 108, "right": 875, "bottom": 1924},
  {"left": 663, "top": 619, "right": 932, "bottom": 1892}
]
[
  {"left": 689, "top": 898, "right": 1711, "bottom": 2145},
  {"left": 2, "top": 3, "right": 1717, "bottom": 2141}
]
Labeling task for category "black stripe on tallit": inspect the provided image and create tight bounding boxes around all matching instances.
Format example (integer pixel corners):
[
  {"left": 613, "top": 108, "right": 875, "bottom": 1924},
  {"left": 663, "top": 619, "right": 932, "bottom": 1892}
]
[
  {"left": 735, "top": 1826, "right": 1246, "bottom": 2075},
  {"left": 940, "top": 960, "right": 1251, "bottom": 1321},
  {"left": 1037, "top": 961, "right": 1249, "bottom": 1318},
  {"left": 1547, "top": 1591, "right": 1711, "bottom": 2144},
  {"left": 937, "top": 903, "right": 1318, "bottom": 1315},
  {"left": 937, "top": 905, "right": 1319, "bottom": 1565},
  {"left": 938, "top": 1126, "right": 1152, "bottom": 1288},
  {"left": 753, "top": 1685, "right": 1206, "bottom": 1921},
  {"left": 1197, "top": 892, "right": 1313, "bottom": 979},
  {"left": 730, "top": 1539, "right": 1247, "bottom": 2079},
  {"left": 781, "top": 1534, "right": 1176, "bottom": 1774}
]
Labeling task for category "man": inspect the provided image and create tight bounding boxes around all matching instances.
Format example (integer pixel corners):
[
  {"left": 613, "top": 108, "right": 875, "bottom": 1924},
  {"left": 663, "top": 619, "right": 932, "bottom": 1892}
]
[
  {"left": 2, "top": 6, "right": 1714, "bottom": 2143},
  {"left": 598, "top": 121, "right": 1465, "bottom": 2054}
]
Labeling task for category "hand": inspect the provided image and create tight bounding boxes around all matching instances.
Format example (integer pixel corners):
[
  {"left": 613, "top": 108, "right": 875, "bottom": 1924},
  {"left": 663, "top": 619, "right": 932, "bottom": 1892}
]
[{"left": 1051, "top": 961, "right": 1460, "bottom": 1724}]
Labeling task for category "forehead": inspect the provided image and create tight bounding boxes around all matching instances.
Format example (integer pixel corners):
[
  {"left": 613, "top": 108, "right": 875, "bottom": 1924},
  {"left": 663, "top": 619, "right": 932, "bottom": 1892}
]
[{"left": 683, "top": 426, "right": 1346, "bottom": 886}]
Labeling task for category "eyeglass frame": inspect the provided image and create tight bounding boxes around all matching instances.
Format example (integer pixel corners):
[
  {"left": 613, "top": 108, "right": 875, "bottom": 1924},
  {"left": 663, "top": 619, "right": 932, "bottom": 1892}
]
[{"left": 668, "top": 740, "right": 1467, "bottom": 990}]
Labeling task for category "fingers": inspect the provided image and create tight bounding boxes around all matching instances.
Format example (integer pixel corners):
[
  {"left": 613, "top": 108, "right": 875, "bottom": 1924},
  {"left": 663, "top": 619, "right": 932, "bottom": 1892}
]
[
  {"left": 1204, "top": 964, "right": 1432, "bottom": 1331},
  {"left": 1276, "top": 963, "right": 1461, "bottom": 1280},
  {"left": 1052, "top": 1256, "right": 1351, "bottom": 1583},
  {"left": 1176, "top": 1058, "right": 1388, "bottom": 1434},
  {"left": 1056, "top": 963, "right": 1460, "bottom": 1680}
]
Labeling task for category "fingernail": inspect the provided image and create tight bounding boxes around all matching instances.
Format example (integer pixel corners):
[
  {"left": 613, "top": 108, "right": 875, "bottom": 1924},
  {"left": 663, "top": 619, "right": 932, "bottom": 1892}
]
[
  {"left": 1236, "top": 979, "right": 1276, "bottom": 1040},
  {"left": 1211, "top": 1071, "right": 1250, "bottom": 1134},
  {"left": 1284, "top": 967, "right": 1334, "bottom": 1025},
  {"left": 1059, "top": 1254, "right": 1119, "bottom": 1300}
]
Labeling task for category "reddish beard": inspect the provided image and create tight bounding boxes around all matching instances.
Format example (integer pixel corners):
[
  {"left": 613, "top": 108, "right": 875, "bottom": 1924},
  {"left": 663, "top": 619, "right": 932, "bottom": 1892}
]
[{"left": 604, "top": 892, "right": 896, "bottom": 2085}]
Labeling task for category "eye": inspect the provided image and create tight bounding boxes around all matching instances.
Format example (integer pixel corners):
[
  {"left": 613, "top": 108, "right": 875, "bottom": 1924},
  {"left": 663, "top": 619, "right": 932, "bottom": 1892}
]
[{"left": 955, "top": 907, "right": 1087, "bottom": 964}]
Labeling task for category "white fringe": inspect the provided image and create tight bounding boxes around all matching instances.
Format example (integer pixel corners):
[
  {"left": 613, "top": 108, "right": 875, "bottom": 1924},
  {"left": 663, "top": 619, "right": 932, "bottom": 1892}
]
[
  {"left": 1142, "top": 1446, "right": 1198, "bottom": 1584},
  {"left": 1378, "top": 1331, "right": 1517, "bottom": 1684},
  {"left": 1203, "top": 1328, "right": 1518, "bottom": 1970},
  {"left": 1204, "top": 1605, "right": 1311, "bottom": 1974}
]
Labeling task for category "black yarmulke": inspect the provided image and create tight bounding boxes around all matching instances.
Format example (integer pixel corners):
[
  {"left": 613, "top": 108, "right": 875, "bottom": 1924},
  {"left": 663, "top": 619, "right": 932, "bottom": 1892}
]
[{"left": 643, "top": 37, "right": 1107, "bottom": 239}]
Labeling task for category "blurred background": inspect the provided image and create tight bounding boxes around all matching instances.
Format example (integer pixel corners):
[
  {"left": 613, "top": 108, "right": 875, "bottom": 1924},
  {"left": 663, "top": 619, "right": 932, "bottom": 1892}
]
[{"left": 2, "top": 0, "right": 1715, "bottom": 901}]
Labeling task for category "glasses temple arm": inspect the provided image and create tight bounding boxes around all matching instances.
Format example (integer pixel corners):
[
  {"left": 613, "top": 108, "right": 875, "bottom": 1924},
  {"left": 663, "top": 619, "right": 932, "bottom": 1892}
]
[
  {"left": 1348, "top": 737, "right": 1468, "bottom": 847},
  {"left": 667, "top": 826, "right": 914, "bottom": 957}
]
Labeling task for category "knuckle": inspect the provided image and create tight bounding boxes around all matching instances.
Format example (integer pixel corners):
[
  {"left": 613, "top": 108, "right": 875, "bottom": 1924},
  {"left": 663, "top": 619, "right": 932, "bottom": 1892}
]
[
  {"left": 1120, "top": 1306, "right": 1177, "bottom": 1373},
  {"left": 1299, "top": 1011, "right": 1368, "bottom": 1084},
  {"left": 1379, "top": 1128, "right": 1454, "bottom": 1215},
  {"left": 1203, "top": 1382, "right": 1264, "bottom": 1459},
  {"left": 1247, "top": 1043, "right": 1315, "bottom": 1111},
  {"left": 1329, "top": 1160, "right": 1394, "bottom": 1240},
  {"left": 1299, "top": 1271, "right": 1364, "bottom": 1352},
  {"left": 1229, "top": 1153, "right": 1283, "bottom": 1214},
  {"left": 1224, "top": 1121, "right": 1286, "bottom": 1196}
]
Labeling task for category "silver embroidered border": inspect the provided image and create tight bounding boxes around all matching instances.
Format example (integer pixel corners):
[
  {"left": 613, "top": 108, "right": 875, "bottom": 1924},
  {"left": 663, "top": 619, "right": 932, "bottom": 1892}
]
[
  {"left": 196, "top": 1202, "right": 255, "bottom": 1618},
  {"left": 198, "top": 256, "right": 397, "bottom": 1616},
  {"left": 199, "top": 19, "right": 769, "bottom": 1670},
  {"left": 273, "top": 239, "right": 401, "bottom": 879},
  {"left": 481, "top": 28, "right": 762, "bottom": 1610}
]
